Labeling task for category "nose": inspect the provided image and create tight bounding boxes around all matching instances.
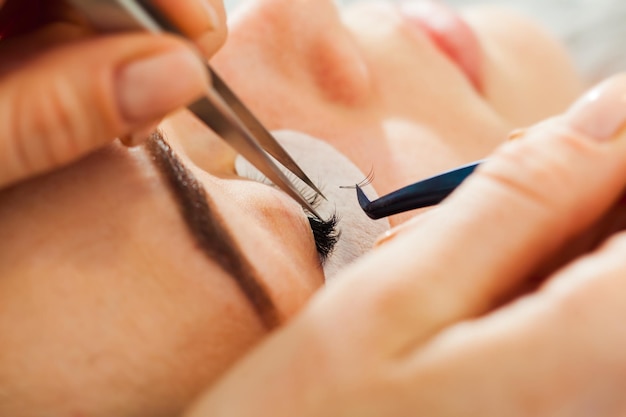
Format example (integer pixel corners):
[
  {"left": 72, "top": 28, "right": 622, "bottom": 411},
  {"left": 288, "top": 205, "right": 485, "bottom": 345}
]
[
  {"left": 160, "top": 110, "right": 238, "bottom": 177},
  {"left": 218, "top": 0, "right": 371, "bottom": 106},
  {"left": 232, "top": 0, "right": 339, "bottom": 27}
]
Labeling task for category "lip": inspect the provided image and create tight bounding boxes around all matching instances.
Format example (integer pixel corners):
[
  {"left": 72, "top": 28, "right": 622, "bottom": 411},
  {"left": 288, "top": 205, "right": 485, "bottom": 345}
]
[{"left": 396, "top": 0, "right": 484, "bottom": 91}]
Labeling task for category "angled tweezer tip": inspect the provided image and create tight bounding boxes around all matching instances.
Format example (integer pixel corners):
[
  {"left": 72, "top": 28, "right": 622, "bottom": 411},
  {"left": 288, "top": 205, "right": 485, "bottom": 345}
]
[{"left": 356, "top": 160, "right": 484, "bottom": 220}]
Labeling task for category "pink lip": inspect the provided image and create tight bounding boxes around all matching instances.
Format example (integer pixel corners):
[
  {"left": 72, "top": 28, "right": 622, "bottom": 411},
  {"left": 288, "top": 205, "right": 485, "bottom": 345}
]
[{"left": 397, "top": 1, "right": 484, "bottom": 91}]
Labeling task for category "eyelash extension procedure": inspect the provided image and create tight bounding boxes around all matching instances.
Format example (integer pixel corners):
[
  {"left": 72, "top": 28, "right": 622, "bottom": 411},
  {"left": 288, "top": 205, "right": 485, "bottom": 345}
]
[{"left": 241, "top": 169, "right": 341, "bottom": 261}]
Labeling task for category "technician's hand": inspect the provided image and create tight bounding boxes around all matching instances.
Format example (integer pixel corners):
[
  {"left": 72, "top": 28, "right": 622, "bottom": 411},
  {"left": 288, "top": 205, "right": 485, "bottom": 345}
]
[
  {"left": 187, "top": 74, "right": 626, "bottom": 417},
  {"left": 0, "top": 0, "right": 226, "bottom": 189}
]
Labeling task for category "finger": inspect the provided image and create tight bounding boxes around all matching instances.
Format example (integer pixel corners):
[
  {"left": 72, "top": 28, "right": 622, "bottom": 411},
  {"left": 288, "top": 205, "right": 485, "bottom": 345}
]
[
  {"left": 0, "top": 0, "right": 79, "bottom": 39},
  {"left": 402, "top": 232, "right": 626, "bottom": 416},
  {"left": 0, "top": 33, "right": 208, "bottom": 188},
  {"left": 0, "top": 1, "right": 90, "bottom": 67},
  {"left": 152, "top": 0, "right": 227, "bottom": 57},
  {"left": 0, "top": 23, "right": 90, "bottom": 76},
  {"left": 310, "top": 74, "right": 626, "bottom": 355},
  {"left": 526, "top": 197, "right": 626, "bottom": 287},
  {"left": 185, "top": 231, "right": 626, "bottom": 417},
  {"left": 0, "top": 0, "right": 46, "bottom": 39}
]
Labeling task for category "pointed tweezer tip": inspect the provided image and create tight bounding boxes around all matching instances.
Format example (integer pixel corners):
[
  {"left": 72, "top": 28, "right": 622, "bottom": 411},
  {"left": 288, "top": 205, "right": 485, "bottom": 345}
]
[
  {"left": 304, "top": 180, "right": 327, "bottom": 201},
  {"left": 307, "top": 205, "right": 323, "bottom": 220}
]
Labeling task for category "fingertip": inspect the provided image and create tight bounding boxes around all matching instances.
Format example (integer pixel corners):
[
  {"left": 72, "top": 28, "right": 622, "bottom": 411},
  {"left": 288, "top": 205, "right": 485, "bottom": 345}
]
[
  {"left": 152, "top": 0, "right": 228, "bottom": 57},
  {"left": 0, "top": 34, "right": 209, "bottom": 187},
  {"left": 195, "top": 25, "right": 228, "bottom": 58},
  {"left": 115, "top": 44, "right": 208, "bottom": 124},
  {"left": 566, "top": 73, "right": 626, "bottom": 142}
]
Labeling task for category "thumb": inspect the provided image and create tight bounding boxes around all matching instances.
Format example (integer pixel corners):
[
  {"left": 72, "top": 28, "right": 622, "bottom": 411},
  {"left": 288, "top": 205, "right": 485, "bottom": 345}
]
[{"left": 0, "top": 33, "right": 208, "bottom": 187}]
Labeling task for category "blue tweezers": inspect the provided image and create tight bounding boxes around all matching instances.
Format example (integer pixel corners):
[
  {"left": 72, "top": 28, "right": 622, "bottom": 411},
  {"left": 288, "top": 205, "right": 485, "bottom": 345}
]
[{"left": 357, "top": 160, "right": 484, "bottom": 219}]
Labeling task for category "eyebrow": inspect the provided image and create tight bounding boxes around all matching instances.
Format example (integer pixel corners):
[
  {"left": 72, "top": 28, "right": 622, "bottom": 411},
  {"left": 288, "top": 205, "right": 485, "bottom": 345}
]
[{"left": 145, "top": 131, "right": 280, "bottom": 330}]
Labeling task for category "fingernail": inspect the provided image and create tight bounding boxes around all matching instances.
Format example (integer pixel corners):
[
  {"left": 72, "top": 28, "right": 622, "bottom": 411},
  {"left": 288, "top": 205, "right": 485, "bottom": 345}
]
[
  {"left": 117, "top": 48, "right": 208, "bottom": 123},
  {"left": 567, "top": 76, "right": 626, "bottom": 141},
  {"left": 194, "top": 0, "right": 221, "bottom": 53},
  {"left": 199, "top": 0, "right": 220, "bottom": 31}
]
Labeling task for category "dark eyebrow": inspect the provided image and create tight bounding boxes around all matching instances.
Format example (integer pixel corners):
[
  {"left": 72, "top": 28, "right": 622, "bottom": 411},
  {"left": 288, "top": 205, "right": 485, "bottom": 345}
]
[{"left": 145, "top": 131, "right": 280, "bottom": 330}]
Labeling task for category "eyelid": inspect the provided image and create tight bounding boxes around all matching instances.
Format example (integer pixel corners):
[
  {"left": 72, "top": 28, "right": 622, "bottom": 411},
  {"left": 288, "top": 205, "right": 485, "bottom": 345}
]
[
  {"left": 235, "top": 164, "right": 324, "bottom": 211},
  {"left": 235, "top": 160, "right": 340, "bottom": 260}
]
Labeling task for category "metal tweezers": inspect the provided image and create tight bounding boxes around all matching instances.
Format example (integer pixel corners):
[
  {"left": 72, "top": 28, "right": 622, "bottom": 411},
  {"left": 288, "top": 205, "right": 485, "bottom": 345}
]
[
  {"left": 357, "top": 160, "right": 484, "bottom": 219},
  {"left": 69, "top": 0, "right": 325, "bottom": 217}
]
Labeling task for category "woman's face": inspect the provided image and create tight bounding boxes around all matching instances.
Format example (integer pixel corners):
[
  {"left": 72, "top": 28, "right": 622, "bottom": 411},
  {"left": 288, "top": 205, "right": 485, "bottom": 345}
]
[
  {"left": 213, "top": 0, "right": 582, "bottom": 223},
  {"left": 0, "top": 0, "right": 582, "bottom": 415}
]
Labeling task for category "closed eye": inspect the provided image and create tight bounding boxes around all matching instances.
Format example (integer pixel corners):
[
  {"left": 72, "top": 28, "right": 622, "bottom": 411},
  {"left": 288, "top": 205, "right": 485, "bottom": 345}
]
[{"left": 237, "top": 169, "right": 341, "bottom": 263}]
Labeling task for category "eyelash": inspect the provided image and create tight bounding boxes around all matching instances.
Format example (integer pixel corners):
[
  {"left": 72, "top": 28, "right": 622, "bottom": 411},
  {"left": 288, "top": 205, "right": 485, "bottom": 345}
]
[
  {"left": 308, "top": 212, "right": 340, "bottom": 262},
  {"left": 241, "top": 170, "right": 341, "bottom": 262}
]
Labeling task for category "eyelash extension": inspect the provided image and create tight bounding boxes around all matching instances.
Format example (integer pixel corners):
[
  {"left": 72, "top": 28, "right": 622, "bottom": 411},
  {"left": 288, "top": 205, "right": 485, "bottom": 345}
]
[
  {"left": 244, "top": 168, "right": 323, "bottom": 208},
  {"left": 308, "top": 213, "right": 340, "bottom": 262},
  {"left": 241, "top": 168, "right": 341, "bottom": 261},
  {"left": 300, "top": 181, "right": 340, "bottom": 262},
  {"left": 339, "top": 167, "right": 375, "bottom": 190}
]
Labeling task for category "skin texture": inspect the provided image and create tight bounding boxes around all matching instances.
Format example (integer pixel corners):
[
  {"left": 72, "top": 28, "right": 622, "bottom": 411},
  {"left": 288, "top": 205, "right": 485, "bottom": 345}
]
[
  {"left": 210, "top": 0, "right": 582, "bottom": 224},
  {"left": 190, "top": 100, "right": 626, "bottom": 416},
  {"left": 0, "top": 0, "right": 226, "bottom": 188},
  {"left": 6, "top": 0, "right": 626, "bottom": 416}
]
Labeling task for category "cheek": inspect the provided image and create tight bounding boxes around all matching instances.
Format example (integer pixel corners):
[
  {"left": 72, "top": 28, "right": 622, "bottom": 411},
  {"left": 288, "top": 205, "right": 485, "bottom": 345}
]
[
  {"left": 465, "top": 7, "right": 583, "bottom": 125},
  {"left": 0, "top": 245, "right": 268, "bottom": 416},
  {"left": 0, "top": 178, "right": 269, "bottom": 415}
]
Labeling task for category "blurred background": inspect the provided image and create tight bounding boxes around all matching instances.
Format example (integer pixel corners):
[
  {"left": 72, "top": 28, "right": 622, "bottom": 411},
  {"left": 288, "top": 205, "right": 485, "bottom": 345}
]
[{"left": 222, "top": 0, "right": 626, "bottom": 83}]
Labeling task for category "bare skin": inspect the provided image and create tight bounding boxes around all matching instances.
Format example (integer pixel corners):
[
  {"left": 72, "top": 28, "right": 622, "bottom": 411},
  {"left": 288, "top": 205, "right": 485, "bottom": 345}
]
[{"left": 3, "top": 0, "right": 626, "bottom": 416}]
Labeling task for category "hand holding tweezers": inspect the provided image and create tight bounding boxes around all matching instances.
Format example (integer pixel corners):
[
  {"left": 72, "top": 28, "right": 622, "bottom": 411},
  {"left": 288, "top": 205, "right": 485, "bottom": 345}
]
[
  {"left": 68, "top": 0, "right": 325, "bottom": 217},
  {"left": 357, "top": 160, "right": 484, "bottom": 219}
]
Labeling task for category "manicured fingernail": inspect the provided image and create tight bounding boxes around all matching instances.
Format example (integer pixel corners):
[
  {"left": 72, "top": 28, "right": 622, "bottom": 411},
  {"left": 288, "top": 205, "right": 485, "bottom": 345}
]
[
  {"left": 117, "top": 48, "right": 208, "bottom": 123},
  {"left": 567, "top": 75, "right": 626, "bottom": 141}
]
